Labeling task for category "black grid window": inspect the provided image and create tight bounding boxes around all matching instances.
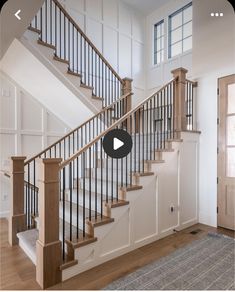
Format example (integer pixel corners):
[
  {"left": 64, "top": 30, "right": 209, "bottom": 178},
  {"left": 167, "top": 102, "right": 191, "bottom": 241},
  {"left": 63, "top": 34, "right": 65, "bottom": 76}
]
[
  {"left": 168, "top": 3, "right": 192, "bottom": 58},
  {"left": 154, "top": 20, "right": 164, "bottom": 65}
]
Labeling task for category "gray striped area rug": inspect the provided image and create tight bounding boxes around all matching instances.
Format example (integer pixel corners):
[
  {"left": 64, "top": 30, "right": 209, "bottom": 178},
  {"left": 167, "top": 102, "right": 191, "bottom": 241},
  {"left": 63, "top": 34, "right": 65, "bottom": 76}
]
[{"left": 104, "top": 233, "right": 235, "bottom": 290}]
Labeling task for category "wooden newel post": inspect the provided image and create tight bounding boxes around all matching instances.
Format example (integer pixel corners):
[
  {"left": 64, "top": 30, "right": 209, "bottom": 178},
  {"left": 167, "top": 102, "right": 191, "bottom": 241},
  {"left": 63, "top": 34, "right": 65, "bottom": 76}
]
[
  {"left": 9, "top": 156, "right": 27, "bottom": 246},
  {"left": 171, "top": 67, "right": 188, "bottom": 132},
  {"left": 122, "top": 77, "right": 133, "bottom": 132},
  {"left": 36, "top": 158, "right": 62, "bottom": 289}
]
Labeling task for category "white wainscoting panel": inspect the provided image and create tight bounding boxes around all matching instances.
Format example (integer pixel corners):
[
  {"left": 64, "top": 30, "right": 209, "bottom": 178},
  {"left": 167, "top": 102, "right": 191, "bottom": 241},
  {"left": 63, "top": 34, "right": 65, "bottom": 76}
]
[{"left": 0, "top": 72, "right": 70, "bottom": 217}]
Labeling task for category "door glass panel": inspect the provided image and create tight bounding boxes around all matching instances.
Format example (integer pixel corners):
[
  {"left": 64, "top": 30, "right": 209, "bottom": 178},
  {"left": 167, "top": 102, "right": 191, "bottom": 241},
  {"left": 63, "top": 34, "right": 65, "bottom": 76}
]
[
  {"left": 227, "top": 147, "right": 235, "bottom": 177},
  {"left": 227, "top": 115, "right": 235, "bottom": 145},
  {"left": 228, "top": 83, "right": 235, "bottom": 114}
]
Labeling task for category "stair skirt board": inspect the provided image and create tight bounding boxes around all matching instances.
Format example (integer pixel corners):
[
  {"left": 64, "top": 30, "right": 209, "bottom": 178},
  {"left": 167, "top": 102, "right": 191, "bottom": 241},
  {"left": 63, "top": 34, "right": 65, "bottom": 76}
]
[{"left": 21, "top": 29, "right": 103, "bottom": 115}]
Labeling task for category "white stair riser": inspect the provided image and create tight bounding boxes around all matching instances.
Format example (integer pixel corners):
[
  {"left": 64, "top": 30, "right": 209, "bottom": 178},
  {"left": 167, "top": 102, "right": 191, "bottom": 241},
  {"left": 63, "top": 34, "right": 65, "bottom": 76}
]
[
  {"left": 79, "top": 178, "right": 131, "bottom": 194},
  {"left": 64, "top": 191, "right": 103, "bottom": 213}
]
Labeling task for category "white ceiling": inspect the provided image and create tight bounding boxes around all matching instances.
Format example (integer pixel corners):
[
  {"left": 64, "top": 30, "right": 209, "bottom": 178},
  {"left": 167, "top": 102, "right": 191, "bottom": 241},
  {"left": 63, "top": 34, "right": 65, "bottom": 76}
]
[{"left": 122, "top": 0, "right": 171, "bottom": 15}]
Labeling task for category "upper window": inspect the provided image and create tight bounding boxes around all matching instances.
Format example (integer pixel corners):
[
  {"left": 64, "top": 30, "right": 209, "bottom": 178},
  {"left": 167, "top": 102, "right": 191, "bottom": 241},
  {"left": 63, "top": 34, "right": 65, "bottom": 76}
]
[
  {"left": 154, "top": 20, "right": 164, "bottom": 65},
  {"left": 168, "top": 3, "right": 192, "bottom": 58}
]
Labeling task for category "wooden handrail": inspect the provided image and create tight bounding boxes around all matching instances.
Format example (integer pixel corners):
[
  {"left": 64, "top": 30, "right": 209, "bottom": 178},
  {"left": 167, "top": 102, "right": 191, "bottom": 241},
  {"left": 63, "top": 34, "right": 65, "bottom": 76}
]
[
  {"left": 186, "top": 79, "right": 198, "bottom": 87},
  {"left": 1, "top": 169, "right": 39, "bottom": 191},
  {"left": 24, "top": 92, "right": 132, "bottom": 165},
  {"left": 52, "top": 0, "right": 123, "bottom": 84},
  {"left": 0, "top": 169, "right": 10, "bottom": 178},
  {"left": 59, "top": 79, "right": 176, "bottom": 169}
]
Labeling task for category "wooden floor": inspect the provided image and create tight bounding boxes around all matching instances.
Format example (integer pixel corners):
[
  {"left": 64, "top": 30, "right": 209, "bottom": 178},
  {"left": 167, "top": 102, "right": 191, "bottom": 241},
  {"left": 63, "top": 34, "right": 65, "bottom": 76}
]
[{"left": 0, "top": 218, "right": 234, "bottom": 290}]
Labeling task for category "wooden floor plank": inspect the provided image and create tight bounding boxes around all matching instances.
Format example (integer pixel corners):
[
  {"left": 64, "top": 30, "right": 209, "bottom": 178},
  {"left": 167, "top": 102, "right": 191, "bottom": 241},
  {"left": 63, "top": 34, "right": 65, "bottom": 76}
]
[{"left": 0, "top": 218, "right": 234, "bottom": 290}]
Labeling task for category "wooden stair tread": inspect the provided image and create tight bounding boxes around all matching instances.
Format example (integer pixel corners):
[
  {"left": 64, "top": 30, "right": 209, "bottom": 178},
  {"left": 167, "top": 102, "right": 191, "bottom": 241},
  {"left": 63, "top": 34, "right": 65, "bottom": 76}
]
[
  {"left": 67, "top": 69, "right": 82, "bottom": 77},
  {"left": 80, "top": 83, "right": 94, "bottom": 90},
  {"left": 65, "top": 226, "right": 97, "bottom": 249},
  {"left": 28, "top": 26, "right": 41, "bottom": 34},
  {"left": 60, "top": 259, "right": 78, "bottom": 271},
  {"left": 146, "top": 159, "right": 165, "bottom": 163},
  {"left": 37, "top": 39, "right": 56, "bottom": 50},
  {"left": 53, "top": 54, "right": 69, "bottom": 64},
  {"left": 92, "top": 95, "right": 103, "bottom": 101},
  {"left": 88, "top": 215, "right": 114, "bottom": 227},
  {"left": 155, "top": 149, "right": 174, "bottom": 152},
  {"left": 104, "top": 199, "right": 129, "bottom": 208},
  {"left": 61, "top": 201, "right": 121, "bottom": 228},
  {"left": 121, "top": 185, "right": 143, "bottom": 192},
  {"left": 167, "top": 138, "right": 183, "bottom": 142},
  {"left": 132, "top": 172, "right": 154, "bottom": 177}
]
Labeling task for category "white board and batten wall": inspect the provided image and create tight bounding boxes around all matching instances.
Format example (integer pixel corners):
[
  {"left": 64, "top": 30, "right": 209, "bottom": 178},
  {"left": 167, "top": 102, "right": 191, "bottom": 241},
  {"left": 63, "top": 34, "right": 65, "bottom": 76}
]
[
  {"left": 0, "top": 72, "right": 70, "bottom": 217},
  {"left": 59, "top": 0, "right": 146, "bottom": 107}
]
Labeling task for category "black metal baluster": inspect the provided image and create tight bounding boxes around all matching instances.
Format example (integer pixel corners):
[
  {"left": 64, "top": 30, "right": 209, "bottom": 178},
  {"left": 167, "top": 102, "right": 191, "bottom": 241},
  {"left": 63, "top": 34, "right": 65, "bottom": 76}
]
[
  {"left": 69, "top": 162, "right": 72, "bottom": 241},
  {"left": 62, "top": 167, "right": 65, "bottom": 260},
  {"left": 82, "top": 152, "right": 85, "bottom": 237},
  {"left": 95, "top": 142, "right": 98, "bottom": 219},
  {"left": 28, "top": 164, "right": 30, "bottom": 227},
  {"left": 142, "top": 105, "right": 145, "bottom": 173},
  {"left": 100, "top": 139, "right": 103, "bottom": 217},
  {"left": 191, "top": 83, "right": 194, "bottom": 130},
  {"left": 76, "top": 157, "right": 79, "bottom": 238},
  {"left": 64, "top": 13, "right": 66, "bottom": 60},
  {"left": 160, "top": 91, "right": 163, "bottom": 149},
  {"left": 45, "top": 0, "right": 47, "bottom": 43},
  {"left": 89, "top": 147, "right": 92, "bottom": 221},
  {"left": 154, "top": 95, "right": 156, "bottom": 160},
  {"left": 55, "top": 2, "right": 57, "bottom": 53},
  {"left": 60, "top": 8, "right": 61, "bottom": 58},
  {"left": 106, "top": 152, "right": 108, "bottom": 203},
  {"left": 129, "top": 115, "right": 132, "bottom": 186},
  {"left": 33, "top": 160, "right": 36, "bottom": 216},
  {"left": 40, "top": 7, "right": 43, "bottom": 40},
  {"left": 138, "top": 108, "right": 141, "bottom": 173},
  {"left": 163, "top": 88, "right": 166, "bottom": 149},
  {"left": 50, "top": 0, "right": 52, "bottom": 45}
]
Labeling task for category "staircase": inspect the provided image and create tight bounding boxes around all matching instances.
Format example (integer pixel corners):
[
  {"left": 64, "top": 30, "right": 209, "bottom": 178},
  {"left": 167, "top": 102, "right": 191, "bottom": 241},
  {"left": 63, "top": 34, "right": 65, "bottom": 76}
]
[{"left": 5, "top": 0, "right": 200, "bottom": 289}]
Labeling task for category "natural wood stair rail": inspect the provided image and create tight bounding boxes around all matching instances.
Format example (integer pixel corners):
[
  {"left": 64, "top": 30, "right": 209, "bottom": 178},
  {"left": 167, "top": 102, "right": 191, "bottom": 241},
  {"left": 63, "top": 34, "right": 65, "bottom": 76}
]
[
  {"left": 59, "top": 79, "right": 176, "bottom": 169},
  {"left": 24, "top": 92, "right": 131, "bottom": 166},
  {"left": 0, "top": 169, "right": 39, "bottom": 191}
]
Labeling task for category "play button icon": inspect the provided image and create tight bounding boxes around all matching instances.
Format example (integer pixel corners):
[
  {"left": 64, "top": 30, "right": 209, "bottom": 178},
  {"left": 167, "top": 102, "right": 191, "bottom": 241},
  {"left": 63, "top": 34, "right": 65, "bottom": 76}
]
[
  {"left": 113, "top": 138, "right": 124, "bottom": 150},
  {"left": 103, "top": 129, "right": 132, "bottom": 159}
]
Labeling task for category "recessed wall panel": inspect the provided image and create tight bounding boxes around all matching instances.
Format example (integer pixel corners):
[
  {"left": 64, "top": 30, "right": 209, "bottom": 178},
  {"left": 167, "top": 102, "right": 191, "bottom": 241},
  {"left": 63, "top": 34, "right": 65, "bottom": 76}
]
[{"left": 21, "top": 93, "right": 42, "bottom": 131}]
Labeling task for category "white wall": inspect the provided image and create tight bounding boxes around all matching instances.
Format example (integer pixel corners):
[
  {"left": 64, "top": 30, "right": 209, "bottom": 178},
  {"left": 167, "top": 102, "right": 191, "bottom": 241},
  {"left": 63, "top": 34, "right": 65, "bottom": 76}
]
[
  {"left": 59, "top": 0, "right": 146, "bottom": 107},
  {"left": 145, "top": 0, "right": 192, "bottom": 95},
  {"left": 0, "top": 72, "right": 70, "bottom": 217},
  {"left": 192, "top": 0, "right": 235, "bottom": 226}
]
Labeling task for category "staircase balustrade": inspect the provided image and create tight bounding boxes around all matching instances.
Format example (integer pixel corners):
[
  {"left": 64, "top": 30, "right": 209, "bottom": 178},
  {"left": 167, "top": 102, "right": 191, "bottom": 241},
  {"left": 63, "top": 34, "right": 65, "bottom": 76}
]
[{"left": 29, "top": 0, "right": 124, "bottom": 108}]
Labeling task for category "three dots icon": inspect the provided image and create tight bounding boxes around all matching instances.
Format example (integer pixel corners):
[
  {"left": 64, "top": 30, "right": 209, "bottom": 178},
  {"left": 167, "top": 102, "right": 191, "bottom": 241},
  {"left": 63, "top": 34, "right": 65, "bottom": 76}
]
[{"left": 211, "top": 12, "right": 223, "bottom": 17}]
